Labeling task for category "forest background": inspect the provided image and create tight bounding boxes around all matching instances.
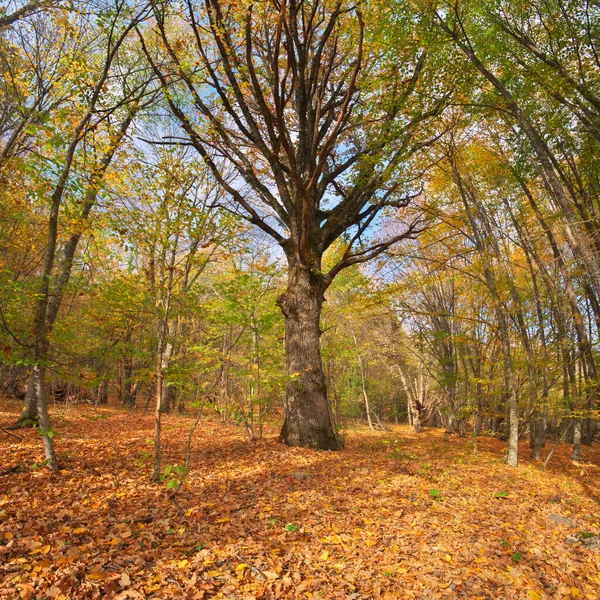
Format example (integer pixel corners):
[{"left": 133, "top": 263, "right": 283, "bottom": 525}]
[{"left": 1, "top": 0, "right": 599, "bottom": 473}]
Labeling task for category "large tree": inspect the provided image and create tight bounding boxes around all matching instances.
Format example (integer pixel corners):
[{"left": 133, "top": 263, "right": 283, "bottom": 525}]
[{"left": 142, "top": 0, "right": 443, "bottom": 449}]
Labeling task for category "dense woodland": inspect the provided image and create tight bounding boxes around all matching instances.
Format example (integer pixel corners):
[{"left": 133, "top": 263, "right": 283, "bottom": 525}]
[
  {"left": 1, "top": 0, "right": 600, "bottom": 598},
  {"left": 2, "top": 0, "right": 600, "bottom": 465}
]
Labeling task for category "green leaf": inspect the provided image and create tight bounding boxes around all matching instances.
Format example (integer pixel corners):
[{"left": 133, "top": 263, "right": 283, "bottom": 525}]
[
  {"left": 495, "top": 491, "right": 508, "bottom": 498},
  {"left": 429, "top": 489, "right": 442, "bottom": 500},
  {"left": 285, "top": 523, "right": 300, "bottom": 532},
  {"left": 166, "top": 479, "right": 179, "bottom": 491},
  {"left": 511, "top": 552, "right": 523, "bottom": 562}
]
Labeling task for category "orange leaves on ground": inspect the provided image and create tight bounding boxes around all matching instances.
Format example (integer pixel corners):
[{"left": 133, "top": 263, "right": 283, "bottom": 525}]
[{"left": 0, "top": 398, "right": 600, "bottom": 599}]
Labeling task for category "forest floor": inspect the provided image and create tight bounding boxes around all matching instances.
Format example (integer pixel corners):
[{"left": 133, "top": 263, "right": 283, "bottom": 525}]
[{"left": 1, "top": 398, "right": 600, "bottom": 600}]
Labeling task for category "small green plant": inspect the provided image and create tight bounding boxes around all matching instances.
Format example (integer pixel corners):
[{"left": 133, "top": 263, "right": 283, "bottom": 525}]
[
  {"left": 38, "top": 426, "right": 58, "bottom": 439},
  {"left": 194, "top": 543, "right": 206, "bottom": 551},
  {"left": 285, "top": 523, "right": 300, "bottom": 532},
  {"left": 577, "top": 531, "right": 597, "bottom": 539},
  {"left": 133, "top": 450, "right": 151, "bottom": 470},
  {"left": 495, "top": 490, "right": 509, "bottom": 499},
  {"left": 87, "top": 413, "right": 110, "bottom": 422},
  {"left": 501, "top": 539, "right": 509, "bottom": 547},
  {"left": 32, "top": 458, "right": 53, "bottom": 470},
  {"left": 465, "top": 436, "right": 478, "bottom": 455},
  {"left": 511, "top": 552, "right": 523, "bottom": 562},
  {"left": 160, "top": 464, "right": 188, "bottom": 492},
  {"left": 429, "top": 489, "right": 442, "bottom": 501},
  {"left": 420, "top": 462, "right": 432, "bottom": 473},
  {"left": 391, "top": 448, "right": 417, "bottom": 462}
]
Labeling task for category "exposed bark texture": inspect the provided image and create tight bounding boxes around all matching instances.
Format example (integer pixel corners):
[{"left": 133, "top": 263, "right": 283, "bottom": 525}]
[{"left": 278, "top": 265, "right": 337, "bottom": 450}]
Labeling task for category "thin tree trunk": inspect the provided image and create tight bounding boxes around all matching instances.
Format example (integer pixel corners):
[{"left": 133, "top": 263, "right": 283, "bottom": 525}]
[
  {"left": 571, "top": 419, "right": 582, "bottom": 462},
  {"left": 152, "top": 241, "right": 176, "bottom": 481},
  {"left": 33, "top": 365, "right": 56, "bottom": 469},
  {"left": 152, "top": 338, "right": 164, "bottom": 482},
  {"left": 450, "top": 151, "right": 518, "bottom": 465},
  {"left": 397, "top": 366, "right": 421, "bottom": 433},
  {"left": 351, "top": 325, "right": 374, "bottom": 431}
]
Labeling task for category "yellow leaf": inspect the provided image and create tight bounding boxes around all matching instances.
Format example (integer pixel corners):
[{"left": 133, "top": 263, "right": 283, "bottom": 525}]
[
  {"left": 178, "top": 559, "right": 189, "bottom": 569},
  {"left": 527, "top": 591, "right": 541, "bottom": 600},
  {"left": 40, "top": 544, "right": 51, "bottom": 555},
  {"left": 87, "top": 572, "right": 103, "bottom": 580},
  {"left": 571, "top": 588, "right": 582, "bottom": 598},
  {"left": 444, "top": 554, "right": 452, "bottom": 562},
  {"left": 18, "top": 583, "right": 34, "bottom": 600},
  {"left": 4, "top": 532, "right": 13, "bottom": 540},
  {"left": 319, "top": 551, "right": 329, "bottom": 561},
  {"left": 235, "top": 563, "right": 248, "bottom": 572},
  {"left": 365, "top": 539, "right": 377, "bottom": 547},
  {"left": 73, "top": 527, "right": 87, "bottom": 534},
  {"left": 263, "top": 571, "right": 279, "bottom": 580},
  {"left": 215, "top": 518, "right": 230, "bottom": 524}
]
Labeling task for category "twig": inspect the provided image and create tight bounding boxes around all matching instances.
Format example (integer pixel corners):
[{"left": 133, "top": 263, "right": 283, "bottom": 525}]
[
  {"left": 167, "top": 370, "right": 223, "bottom": 508},
  {"left": 0, "top": 423, "right": 23, "bottom": 441},
  {"left": 236, "top": 554, "right": 267, "bottom": 581},
  {"left": 543, "top": 421, "right": 574, "bottom": 470}
]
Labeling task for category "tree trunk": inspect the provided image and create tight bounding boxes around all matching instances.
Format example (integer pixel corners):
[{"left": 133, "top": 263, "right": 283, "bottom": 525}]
[
  {"left": 16, "top": 376, "right": 37, "bottom": 427},
  {"left": 351, "top": 325, "right": 374, "bottom": 431},
  {"left": 152, "top": 340, "right": 164, "bottom": 483},
  {"left": 277, "top": 266, "right": 338, "bottom": 450},
  {"left": 571, "top": 419, "right": 582, "bottom": 462},
  {"left": 96, "top": 378, "right": 109, "bottom": 406},
  {"left": 32, "top": 365, "right": 57, "bottom": 469},
  {"left": 159, "top": 342, "right": 173, "bottom": 413}
]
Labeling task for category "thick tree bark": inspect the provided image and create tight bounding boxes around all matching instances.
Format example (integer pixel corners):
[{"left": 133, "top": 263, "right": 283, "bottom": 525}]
[{"left": 277, "top": 266, "right": 338, "bottom": 450}]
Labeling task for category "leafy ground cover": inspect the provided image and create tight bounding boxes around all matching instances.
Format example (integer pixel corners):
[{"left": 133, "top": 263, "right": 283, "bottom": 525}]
[{"left": 1, "top": 397, "right": 599, "bottom": 599}]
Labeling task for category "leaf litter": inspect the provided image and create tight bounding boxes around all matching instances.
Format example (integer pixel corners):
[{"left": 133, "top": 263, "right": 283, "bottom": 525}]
[{"left": 1, "top": 399, "right": 599, "bottom": 599}]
